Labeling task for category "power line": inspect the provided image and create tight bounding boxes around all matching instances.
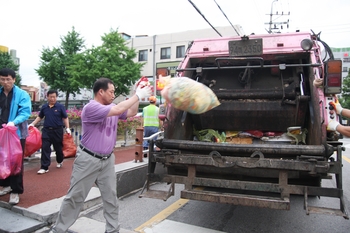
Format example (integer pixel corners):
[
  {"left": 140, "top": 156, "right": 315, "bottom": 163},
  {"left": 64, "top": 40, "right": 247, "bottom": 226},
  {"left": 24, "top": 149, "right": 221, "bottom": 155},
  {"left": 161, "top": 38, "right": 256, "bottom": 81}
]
[
  {"left": 301, "top": 24, "right": 350, "bottom": 30},
  {"left": 295, "top": 25, "right": 350, "bottom": 32},
  {"left": 187, "top": 0, "right": 222, "bottom": 37},
  {"left": 213, "top": 0, "right": 241, "bottom": 36},
  {"left": 252, "top": 0, "right": 265, "bottom": 27}
]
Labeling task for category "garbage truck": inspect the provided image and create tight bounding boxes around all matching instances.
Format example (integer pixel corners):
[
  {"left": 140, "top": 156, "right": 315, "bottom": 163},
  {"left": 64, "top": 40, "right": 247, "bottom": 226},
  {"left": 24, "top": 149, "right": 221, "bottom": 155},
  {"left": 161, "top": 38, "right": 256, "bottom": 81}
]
[{"left": 140, "top": 31, "right": 348, "bottom": 219}]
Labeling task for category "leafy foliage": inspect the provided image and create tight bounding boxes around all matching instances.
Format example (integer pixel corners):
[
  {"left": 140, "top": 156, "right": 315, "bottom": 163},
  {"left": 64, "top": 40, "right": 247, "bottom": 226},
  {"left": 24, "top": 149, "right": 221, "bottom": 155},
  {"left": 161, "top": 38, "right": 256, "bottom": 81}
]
[
  {"left": 30, "top": 108, "right": 142, "bottom": 136},
  {"left": 36, "top": 27, "right": 85, "bottom": 108},
  {"left": 0, "top": 51, "right": 22, "bottom": 86},
  {"left": 339, "top": 70, "right": 350, "bottom": 111},
  {"left": 68, "top": 28, "right": 143, "bottom": 97},
  {"left": 117, "top": 116, "right": 143, "bottom": 135}
]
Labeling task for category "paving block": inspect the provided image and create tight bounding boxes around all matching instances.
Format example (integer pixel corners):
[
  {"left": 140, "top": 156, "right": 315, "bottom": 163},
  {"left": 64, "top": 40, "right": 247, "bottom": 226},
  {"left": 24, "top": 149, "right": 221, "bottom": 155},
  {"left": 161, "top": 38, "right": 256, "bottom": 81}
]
[
  {"left": 0, "top": 207, "right": 46, "bottom": 233},
  {"left": 13, "top": 187, "right": 102, "bottom": 224}
]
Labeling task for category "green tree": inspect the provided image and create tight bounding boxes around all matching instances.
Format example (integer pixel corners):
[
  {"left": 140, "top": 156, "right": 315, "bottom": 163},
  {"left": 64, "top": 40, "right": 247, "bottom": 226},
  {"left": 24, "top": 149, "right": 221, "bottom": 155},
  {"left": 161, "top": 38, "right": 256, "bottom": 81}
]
[
  {"left": 68, "top": 28, "right": 143, "bottom": 97},
  {"left": 36, "top": 27, "right": 85, "bottom": 108},
  {"left": 0, "top": 51, "right": 22, "bottom": 86},
  {"left": 340, "top": 71, "right": 350, "bottom": 111}
]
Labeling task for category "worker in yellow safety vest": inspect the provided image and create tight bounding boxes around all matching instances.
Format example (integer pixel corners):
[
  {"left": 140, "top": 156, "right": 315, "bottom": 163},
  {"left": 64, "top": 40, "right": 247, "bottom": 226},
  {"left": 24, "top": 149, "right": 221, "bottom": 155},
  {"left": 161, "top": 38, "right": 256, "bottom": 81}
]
[{"left": 142, "top": 96, "right": 162, "bottom": 157}]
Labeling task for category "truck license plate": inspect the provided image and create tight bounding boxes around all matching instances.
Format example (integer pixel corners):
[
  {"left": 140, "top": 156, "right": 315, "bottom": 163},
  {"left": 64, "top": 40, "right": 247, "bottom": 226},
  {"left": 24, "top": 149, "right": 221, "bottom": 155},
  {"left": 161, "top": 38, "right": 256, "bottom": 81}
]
[{"left": 229, "top": 38, "right": 263, "bottom": 56}]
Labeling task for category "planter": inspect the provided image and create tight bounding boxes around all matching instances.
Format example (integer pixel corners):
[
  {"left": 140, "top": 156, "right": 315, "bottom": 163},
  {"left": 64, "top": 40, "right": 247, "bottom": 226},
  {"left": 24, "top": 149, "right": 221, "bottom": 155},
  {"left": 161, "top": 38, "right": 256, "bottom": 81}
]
[
  {"left": 28, "top": 118, "right": 139, "bottom": 148},
  {"left": 28, "top": 118, "right": 81, "bottom": 127}
]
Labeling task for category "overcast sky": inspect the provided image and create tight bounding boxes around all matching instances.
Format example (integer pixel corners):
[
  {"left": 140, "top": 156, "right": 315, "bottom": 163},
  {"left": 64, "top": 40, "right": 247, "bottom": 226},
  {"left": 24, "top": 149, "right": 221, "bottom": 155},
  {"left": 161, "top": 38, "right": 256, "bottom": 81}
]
[{"left": 1, "top": 0, "right": 350, "bottom": 87}]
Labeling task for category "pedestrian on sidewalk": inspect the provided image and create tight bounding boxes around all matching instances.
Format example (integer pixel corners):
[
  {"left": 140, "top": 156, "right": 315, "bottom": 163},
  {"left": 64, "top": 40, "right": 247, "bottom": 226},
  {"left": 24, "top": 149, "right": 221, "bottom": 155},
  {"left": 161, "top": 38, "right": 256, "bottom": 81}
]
[
  {"left": 0, "top": 68, "right": 31, "bottom": 205},
  {"left": 50, "top": 77, "right": 152, "bottom": 233},
  {"left": 29, "top": 89, "right": 71, "bottom": 174},
  {"left": 142, "top": 95, "right": 162, "bottom": 157}
]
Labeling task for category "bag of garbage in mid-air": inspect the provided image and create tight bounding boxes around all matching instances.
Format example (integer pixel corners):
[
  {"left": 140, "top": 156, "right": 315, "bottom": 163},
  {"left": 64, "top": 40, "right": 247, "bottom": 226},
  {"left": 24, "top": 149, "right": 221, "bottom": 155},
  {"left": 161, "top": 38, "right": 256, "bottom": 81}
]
[{"left": 159, "top": 75, "right": 220, "bottom": 114}]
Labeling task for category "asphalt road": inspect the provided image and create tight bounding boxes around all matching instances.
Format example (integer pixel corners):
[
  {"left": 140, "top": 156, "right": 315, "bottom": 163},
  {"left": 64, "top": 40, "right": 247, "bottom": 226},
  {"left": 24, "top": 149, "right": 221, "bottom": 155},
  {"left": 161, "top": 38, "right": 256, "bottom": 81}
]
[{"left": 84, "top": 139, "right": 350, "bottom": 233}]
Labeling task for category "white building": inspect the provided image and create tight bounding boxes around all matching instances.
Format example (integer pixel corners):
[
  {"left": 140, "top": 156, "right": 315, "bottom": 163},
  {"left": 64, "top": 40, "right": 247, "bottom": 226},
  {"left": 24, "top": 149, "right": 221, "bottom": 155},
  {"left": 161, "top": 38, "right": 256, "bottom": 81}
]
[
  {"left": 123, "top": 25, "right": 244, "bottom": 104},
  {"left": 331, "top": 47, "right": 350, "bottom": 80},
  {"left": 125, "top": 25, "right": 244, "bottom": 80}
]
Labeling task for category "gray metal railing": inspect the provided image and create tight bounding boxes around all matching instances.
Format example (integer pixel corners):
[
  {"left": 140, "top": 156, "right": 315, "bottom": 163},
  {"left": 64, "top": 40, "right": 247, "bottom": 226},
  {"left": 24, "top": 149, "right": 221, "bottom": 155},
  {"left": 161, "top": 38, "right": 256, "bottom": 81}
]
[{"left": 142, "top": 131, "right": 164, "bottom": 154}]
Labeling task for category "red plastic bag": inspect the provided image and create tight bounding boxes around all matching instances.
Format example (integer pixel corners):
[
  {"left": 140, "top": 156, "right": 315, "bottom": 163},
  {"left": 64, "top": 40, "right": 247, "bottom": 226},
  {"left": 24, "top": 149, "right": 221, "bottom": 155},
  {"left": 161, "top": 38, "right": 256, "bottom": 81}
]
[
  {"left": 63, "top": 134, "right": 77, "bottom": 158},
  {"left": 24, "top": 126, "right": 42, "bottom": 157},
  {"left": 0, "top": 124, "right": 23, "bottom": 179}
]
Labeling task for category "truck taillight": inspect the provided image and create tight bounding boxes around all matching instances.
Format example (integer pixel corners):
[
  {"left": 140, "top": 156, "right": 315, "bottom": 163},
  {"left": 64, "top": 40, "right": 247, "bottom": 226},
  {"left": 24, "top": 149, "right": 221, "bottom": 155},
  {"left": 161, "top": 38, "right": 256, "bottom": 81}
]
[{"left": 325, "top": 60, "right": 342, "bottom": 94}]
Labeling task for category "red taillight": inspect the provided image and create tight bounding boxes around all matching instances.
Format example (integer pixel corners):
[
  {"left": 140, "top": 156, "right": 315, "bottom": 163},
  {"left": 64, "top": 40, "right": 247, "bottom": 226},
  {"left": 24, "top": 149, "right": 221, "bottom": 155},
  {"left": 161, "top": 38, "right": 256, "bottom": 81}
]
[
  {"left": 325, "top": 60, "right": 342, "bottom": 94},
  {"left": 327, "top": 74, "right": 342, "bottom": 87}
]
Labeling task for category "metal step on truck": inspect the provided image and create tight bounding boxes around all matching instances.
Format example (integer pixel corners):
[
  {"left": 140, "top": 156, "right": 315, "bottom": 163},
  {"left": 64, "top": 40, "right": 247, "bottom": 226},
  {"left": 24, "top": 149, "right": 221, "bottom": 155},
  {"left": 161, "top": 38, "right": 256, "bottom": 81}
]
[{"left": 140, "top": 31, "right": 348, "bottom": 219}]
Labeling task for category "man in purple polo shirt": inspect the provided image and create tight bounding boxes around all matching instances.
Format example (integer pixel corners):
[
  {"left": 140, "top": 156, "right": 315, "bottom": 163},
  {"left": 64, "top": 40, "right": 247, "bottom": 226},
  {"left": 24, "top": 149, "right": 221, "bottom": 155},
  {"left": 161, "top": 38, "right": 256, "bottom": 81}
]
[{"left": 50, "top": 77, "right": 152, "bottom": 233}]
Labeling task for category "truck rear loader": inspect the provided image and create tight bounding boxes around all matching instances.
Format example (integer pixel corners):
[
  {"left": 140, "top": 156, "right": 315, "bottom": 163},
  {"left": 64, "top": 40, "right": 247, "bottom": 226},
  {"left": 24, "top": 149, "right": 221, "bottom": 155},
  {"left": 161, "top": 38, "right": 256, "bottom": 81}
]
[{"left": 140, "top": 31, "right": 348, "bottom": 219}]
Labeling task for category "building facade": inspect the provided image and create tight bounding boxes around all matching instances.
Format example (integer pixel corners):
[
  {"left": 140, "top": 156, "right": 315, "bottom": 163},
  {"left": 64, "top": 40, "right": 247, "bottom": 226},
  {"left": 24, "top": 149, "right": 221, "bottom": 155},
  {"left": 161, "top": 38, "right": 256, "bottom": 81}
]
[
  {"left": 124, "top": 25, "right": 244, "bottom": 102},
  {"left": 332, "top": 47, "right": 350, "bottom": 80},
  {"left": 126, "top": 25, "right": 244, "bottom": 80}
]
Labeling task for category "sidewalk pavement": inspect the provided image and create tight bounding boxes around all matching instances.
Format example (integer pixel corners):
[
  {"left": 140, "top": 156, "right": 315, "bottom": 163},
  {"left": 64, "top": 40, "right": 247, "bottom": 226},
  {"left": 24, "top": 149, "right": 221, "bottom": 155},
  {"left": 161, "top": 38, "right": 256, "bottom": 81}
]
[{"left": 0, "top": 142, "right": 147, "bottom": 233}]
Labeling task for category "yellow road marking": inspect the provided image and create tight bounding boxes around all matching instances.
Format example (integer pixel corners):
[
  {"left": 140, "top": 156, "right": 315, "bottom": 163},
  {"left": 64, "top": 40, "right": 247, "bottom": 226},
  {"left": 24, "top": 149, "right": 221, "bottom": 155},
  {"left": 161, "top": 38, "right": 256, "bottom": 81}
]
[
  {"left": 133, "top": 157, "right": 350, "bottom": 233},
  {"left": 134, "top": 198, "right": 189, "bottom": 233},
  {"left": 343, "top": 155, "right": 350, "bottom": 164}
]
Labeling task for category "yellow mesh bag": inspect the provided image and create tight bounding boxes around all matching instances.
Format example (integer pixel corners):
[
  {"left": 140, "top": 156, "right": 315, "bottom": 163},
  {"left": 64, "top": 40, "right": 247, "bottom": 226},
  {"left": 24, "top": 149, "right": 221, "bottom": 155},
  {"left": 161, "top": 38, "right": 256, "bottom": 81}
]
[{"left": 160, "top": 76, "right": 220, "bottom": 114}]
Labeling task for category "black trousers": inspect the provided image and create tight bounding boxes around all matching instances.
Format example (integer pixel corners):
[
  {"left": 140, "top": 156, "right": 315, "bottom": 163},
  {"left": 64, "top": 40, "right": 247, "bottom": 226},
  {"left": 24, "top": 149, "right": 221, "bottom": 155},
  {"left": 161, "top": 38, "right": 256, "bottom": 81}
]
[
  {"left": 0, "top": 139, "right": 25, "bottom": 194},
  {"left": 41, "top": 127, "right": 64, "bottom": 170}
]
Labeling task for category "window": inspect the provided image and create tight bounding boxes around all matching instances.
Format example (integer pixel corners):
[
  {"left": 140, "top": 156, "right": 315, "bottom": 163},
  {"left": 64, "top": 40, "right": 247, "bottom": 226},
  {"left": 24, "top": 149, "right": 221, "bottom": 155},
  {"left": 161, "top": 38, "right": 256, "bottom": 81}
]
[
  {"left": 161, "top": 47, "right": 171, "bottom": 59},
  {"left": 343, "top": 57, "right": 350, "bottom": 63},
  {"left": 138, "top": 50, "right": 148, "bottom": 61},
  {"left": 176, "top": 45, "right": 185, "bottom": 58},
  {"left": 343, "top": 67, "right": 348, "bottom": 72}
]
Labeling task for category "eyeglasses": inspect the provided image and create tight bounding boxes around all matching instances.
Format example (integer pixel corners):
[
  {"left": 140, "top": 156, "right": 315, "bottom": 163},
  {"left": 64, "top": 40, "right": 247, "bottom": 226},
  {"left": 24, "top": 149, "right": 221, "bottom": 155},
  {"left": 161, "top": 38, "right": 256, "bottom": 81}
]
[{"left": 0, "top": 78, "right": 13, "bottom": 82}]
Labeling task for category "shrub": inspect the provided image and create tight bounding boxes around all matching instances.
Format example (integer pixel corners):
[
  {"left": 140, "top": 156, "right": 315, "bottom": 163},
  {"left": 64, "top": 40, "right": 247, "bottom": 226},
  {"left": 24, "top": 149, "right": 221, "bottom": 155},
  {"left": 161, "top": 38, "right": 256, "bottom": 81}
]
[
  {"left": 30, "top": 108, "right": 142, "bottom": 135},
  {"left": 66, "top": 107, "right": 82, "bottom": 119},
  {"left": 117, "top": 116, "right": 143, "bottom": 135}
]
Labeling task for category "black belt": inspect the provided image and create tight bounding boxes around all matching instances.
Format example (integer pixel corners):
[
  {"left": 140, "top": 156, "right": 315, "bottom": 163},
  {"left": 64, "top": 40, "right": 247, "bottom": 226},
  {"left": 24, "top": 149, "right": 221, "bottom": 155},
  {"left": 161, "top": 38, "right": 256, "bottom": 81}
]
[
  {"left": 79, "top": 144, "right": 112, "bottom": 160},
  {"left": 44, "top": 126, "right": 62, "bottom": 130}
]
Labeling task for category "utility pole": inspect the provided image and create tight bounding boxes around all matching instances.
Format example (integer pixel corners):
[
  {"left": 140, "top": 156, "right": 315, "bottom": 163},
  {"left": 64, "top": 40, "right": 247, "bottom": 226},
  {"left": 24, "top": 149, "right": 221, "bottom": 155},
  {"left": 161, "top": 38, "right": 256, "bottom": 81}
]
[{"left": 265, "top": 0, "right": 290, "bottom": 34}]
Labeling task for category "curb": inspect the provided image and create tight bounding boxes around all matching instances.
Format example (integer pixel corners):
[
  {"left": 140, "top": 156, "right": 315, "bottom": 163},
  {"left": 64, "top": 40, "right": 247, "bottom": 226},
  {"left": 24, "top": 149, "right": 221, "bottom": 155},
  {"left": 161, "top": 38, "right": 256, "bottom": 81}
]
[{"left": 0, "top": 157, "right": 148, "bottom": 233}]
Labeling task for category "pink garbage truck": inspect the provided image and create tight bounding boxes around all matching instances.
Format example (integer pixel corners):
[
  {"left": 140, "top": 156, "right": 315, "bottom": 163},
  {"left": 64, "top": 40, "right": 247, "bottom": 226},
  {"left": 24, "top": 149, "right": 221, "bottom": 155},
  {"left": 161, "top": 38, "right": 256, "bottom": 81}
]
[{"left": 140, "top": 31, "right": 348, "bottom": 219}]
